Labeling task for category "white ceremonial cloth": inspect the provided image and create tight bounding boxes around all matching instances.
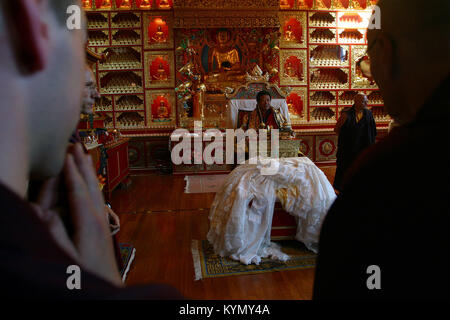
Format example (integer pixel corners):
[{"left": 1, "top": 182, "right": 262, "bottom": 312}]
[
  {"left": 227, "top": 99, "right": 291, "bottom": 129},
  {"left": 207, "top": 157, "right": 336, "bottom": 265}
]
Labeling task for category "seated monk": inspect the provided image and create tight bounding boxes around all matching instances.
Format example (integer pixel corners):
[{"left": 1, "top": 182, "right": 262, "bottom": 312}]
[{"left": 238, "top": 90, "right": 290, "bottom": 131}]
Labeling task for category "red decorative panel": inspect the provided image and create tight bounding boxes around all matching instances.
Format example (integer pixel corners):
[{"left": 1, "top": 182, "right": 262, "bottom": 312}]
[{"left": 315, "top": 135, "right": 338, "bottom": 162}]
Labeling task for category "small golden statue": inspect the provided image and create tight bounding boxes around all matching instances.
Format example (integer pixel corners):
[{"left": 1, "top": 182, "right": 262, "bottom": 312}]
[
  {"left": 152, "top": 25, "right": 167, "bottom": 43},
  {"left": 285, "top": 61, "right": 300, "bottom": 80},
  {"left": 287, "top": 101, "right": 297, "bottom": 115},
  {"left": 139, "top": 0, "right": 151, "bottom": 8},
  {"left": 157, "top": 100, "right": 169, "bottom": 118},
  {"left": 83, "top": 0, "right": 91, "bottom": 8},
  {"left": 119, "top": 0, "right": 131, "bottom": 8},
  {"left": 159, "top": 0, "right": 171, "bottom": 9},
  {"left": 153, "top": 62, "right": 168, "bottom": 81},
  {"left": 99, "top": 0, "right": 112, "bottom": 9},
  {"left": 284, "top": 25, "right": 297, "bottom": 42},
  {"left": 280, "top": 0, "right": 291, "bottom": 9}
]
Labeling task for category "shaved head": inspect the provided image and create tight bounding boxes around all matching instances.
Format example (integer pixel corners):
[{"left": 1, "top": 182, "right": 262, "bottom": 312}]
[
  {"left": 354, "top": 93, "right": 368, "bottom": 111},
  {"left": 367, "top": 0, "right": 450, "bottom": 125},
  {"left": 377, "top": 0, "right": 450, "bottom": 37}
]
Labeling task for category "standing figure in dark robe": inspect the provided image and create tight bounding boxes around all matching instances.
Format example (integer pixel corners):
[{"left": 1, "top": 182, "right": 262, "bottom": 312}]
[
  {"left": 333, "top": 94, "right": 377, "bottom": 191},
  {"left": 314, "top": 0, "right": 450, "bottom": 300}
]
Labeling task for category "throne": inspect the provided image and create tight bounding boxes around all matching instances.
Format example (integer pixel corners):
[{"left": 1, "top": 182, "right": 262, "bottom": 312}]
[
  {"left": 224, "top": 76, "right": 301, "bottom": 240},
  {"left": 225, "top": 73, "right": 300, "bottom": 158}
]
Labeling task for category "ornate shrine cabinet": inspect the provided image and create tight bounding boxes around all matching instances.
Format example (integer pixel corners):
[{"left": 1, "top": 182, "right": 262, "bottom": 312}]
[{"left": 84, "top": 0, "right": 388, "bottom": 170}]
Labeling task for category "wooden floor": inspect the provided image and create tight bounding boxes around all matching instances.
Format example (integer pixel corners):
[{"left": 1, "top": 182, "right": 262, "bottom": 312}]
[{"left": 111, "top": 166, "right": 336, "bottom": 300}]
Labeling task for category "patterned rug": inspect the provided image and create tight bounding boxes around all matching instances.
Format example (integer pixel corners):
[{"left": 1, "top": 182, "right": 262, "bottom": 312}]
[
  {"left": 119, "top": 243, "right": 136, "bottom": 282},
  {"left": 191, "top": 239, "right": 316, "bottom": 280}
]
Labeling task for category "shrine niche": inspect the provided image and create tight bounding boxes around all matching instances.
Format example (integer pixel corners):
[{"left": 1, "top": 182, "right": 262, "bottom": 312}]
[
  {"left": 309, "top": 11, "right": 336, "bottom": 27},
  {"left": 136, "top": 0, "right": 152, "bottom": 9},
  {"left": 145, "top": 51, "right": 175, "bottom": 88},
  {"left": 88, "top": 30, "right": 109, "bottom": 46},
  {"left": 95, "top": 96, "right": 113, "bottom": 112},
  {"left": 338, "top": 90, "right": 359, "bottom": 105},
  {"left": 112, "top": 29, "right": 141, "bottom": 45},
  {"left": 114, "top": 95, "right": 145, "bottom": 111},
  {"left": 310, "top": 90, "right": 336, "bottom": 106},
  {"left": 279, "top": 12, "right": 307, "bottom": 49},
  {"left": 83, "top": 0, "right": 93, "bottom": 10},
  {"left": 351, "top": 45, "right": 376, "bottom": 89},
  {"left": 146, "top": 90, "right": 176, "bottom": 128},
  {"left": 309, "top": 28, "right": 336, "bottom": 43},
  {"left": 111, "top": 12, "right": 141, "bottom": 28},
  {"left": 86, "top": 12, "right": 108, "bottom": 28},
  {"left": 99, "top": 47, "right": 142, "bottom": 70},
  {"left": 95, "top": 0, "right": 113, "bottom": 10},
  {"left": 286, "top": 88, "right": 307, "bottom": 124},
  {"left": 99, "top": 70, "right": 143, "bottom": 94},
  {"left": 310, "top": 67, "right": 349, "bottom": 89},
  {"left": 115, "top": 111, "right": 145, "bottom": 128},
  {"left": 144, "top": 13, "right": 173, "bottom": 49},
  {"left": 310, "top": 107, "right": 336, "bottom": 123},
  {"left": 280, "top": 50, "right": 307, "bottom": 86},
  {"left": 337, "top": 11, "right": 370, "bottom": 29},
  {"left": 338, "top": 28, "right": 366, "bottom": 44},
  {"left": 156, "top": 0, "right": 173, "bottom": 10},
  {"left": 309, "top": 45, "right": 348, "bottom": 67},
  {"left": 280, "top": 0, "right": 295, "bottom": 10},
  {"left": 115, "top": 0, "right": 132, "bottom": 10},
  {"left": 367, "top": 90, "right": 383, "bottom": 105}
]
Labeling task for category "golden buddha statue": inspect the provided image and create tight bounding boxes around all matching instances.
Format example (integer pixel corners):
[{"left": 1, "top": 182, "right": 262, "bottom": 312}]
[
  {"left": 152, "top": 25, "right": 167, "bottom": 43},
  {"left": 120, "top": 0, "right": 131, "bottom": 8},
  {"left": 99, "top": 0, "right": 112, "bottom": 9},
  {"left": 284, "top": 25, "right": 297, "bottom": 42},
  {"left": 83, "top": 0, "right": 91, "bottom": 8},
  {"left": 287, "top": 101, "right": 297, "bottom": 115},
  {"left": 206, "top": 30, "right": 245, "bottom": 83},
  {"left": 159, "top": 0, "right": 171, "bottom": 9},
  {"left": 157, "top": 100, "right": 169, "bottom": 118},
  {"left": 153, "top": 62, "right": 168, "bottom": 81},
  {"left": 285, "top": 61, "right": 299, "bottom": 79},
  {"left": 140, "top": 0, "right": 151, "bottom": 8},
  {"left": 280, "top": 0, "right": 291, "bottom": 9}
]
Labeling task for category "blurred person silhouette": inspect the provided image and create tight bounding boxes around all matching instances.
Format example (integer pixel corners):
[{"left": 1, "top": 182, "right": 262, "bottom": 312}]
[
  {"left": 314, "top": 0, "right": 450, "bottom": 299},
  {"left": 0, "top": 0, "right": 181, "bottom": 299}
]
